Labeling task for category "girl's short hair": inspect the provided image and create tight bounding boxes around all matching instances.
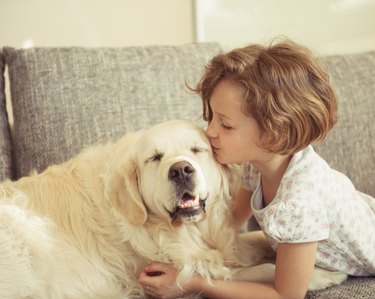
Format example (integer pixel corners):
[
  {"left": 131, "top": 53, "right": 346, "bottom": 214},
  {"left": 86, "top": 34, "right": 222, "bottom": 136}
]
[{"left": 195, "top": 39, "right": 338, "bottom": 155}]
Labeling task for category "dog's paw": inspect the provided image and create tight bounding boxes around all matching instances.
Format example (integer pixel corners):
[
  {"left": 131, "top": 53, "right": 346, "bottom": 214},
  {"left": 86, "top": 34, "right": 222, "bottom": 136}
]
[{"left": 308, "top": 267, "right": 347, "bottom": 291}]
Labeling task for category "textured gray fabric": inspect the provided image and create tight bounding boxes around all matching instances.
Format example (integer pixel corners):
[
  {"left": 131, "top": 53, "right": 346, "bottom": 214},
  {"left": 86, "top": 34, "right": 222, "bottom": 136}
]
[
  {"left": 314, "top": 51, "right": 375, "bottom": 197},
  {"left": 0, "top": 50, "right": 13, "bottom": 181},
  {"left": 307, "top": 51, "right": 375, "bottom": 298},
  {"left": 3, "top": 43, "right": 221, "bottom": 178},
  {"left": 306, "top": 276, "right": 375, "bottom": 299}
]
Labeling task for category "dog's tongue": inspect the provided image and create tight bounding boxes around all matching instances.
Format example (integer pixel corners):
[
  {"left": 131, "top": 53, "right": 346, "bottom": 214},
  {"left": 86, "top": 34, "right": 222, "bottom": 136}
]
[{"left": 178, "top": 194, "right": 200, "bottom": 208}]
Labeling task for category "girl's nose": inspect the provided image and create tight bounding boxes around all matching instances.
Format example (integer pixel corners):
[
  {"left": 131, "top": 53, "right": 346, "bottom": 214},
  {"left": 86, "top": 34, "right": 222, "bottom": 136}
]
[{"left": 205, "top": 122, "right": 216, "bottom": 138}]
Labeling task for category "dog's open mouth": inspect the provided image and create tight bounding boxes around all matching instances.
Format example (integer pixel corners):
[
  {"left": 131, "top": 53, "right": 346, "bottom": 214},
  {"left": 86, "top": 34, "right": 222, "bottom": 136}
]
[{"left": 168, "top": 193, "right": 207, "bottom": 224}]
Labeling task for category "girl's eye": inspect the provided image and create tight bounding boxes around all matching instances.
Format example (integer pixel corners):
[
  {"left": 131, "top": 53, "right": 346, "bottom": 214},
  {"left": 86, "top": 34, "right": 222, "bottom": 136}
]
[{"left": 221, "top": 123, "right": 233, "bottom": 130}]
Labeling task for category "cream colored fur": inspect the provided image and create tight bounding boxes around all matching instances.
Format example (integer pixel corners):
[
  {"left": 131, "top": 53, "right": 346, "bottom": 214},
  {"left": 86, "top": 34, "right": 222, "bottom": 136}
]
[
  {"left": 0, "top": 120, "right": 346, "bottom": 299},
  {"left": 0, "top": 120, "right": 249, "bottom": 299}
]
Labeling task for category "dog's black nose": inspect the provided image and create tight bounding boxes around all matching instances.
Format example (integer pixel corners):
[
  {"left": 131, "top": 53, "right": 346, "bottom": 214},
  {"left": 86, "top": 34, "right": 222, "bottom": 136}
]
[{"left": 168, "top": 161, "right": 195, "bottom": 182}]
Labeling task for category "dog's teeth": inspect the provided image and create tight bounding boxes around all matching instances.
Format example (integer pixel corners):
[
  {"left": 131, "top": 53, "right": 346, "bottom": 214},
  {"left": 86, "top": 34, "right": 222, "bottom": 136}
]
[{"left": 178, "top": 195, "right": 200, "bottom": 208}]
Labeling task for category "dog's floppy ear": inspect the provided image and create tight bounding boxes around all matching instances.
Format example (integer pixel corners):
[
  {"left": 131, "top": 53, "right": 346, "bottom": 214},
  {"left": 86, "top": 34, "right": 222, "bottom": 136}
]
[{"left": 106, "top": 153, "right": 147, "bottom": 226}]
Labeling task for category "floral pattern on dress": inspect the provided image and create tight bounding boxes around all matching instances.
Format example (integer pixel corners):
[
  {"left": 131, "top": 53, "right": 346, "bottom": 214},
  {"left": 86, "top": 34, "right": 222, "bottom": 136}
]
[{"left": 242, "top": 145, "right": 375, "bottom": 276}]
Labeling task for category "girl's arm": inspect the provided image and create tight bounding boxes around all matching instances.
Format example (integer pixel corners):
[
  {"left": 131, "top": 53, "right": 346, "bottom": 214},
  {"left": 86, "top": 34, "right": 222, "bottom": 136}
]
[
  {"left": 139, "top": 242, "right": 318, "bottom": 299},
  {"left": 231, "top": 186, "right": 253, "bottom": 229}
]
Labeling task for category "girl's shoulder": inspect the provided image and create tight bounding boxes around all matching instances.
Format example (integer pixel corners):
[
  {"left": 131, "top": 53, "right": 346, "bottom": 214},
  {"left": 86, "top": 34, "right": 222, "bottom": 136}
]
[
  {"left": 283, "top": 145, "right": 360, "bottom": 199},
  {"left": 281, "top": 146, "right": 332, "bottom": 194},
  {"left": 286, "top": 145, "right": 328, "bottom": 176}
]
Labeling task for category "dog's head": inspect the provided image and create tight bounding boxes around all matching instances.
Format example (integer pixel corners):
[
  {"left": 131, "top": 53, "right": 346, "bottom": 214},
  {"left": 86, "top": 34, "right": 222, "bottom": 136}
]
[{"left": 106, "top": 119, "right": 233, "bottom": 227}]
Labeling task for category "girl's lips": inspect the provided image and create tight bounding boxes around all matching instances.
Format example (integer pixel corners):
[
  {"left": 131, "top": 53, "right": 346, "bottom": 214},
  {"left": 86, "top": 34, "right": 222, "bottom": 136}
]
[{"left": 211, "top": 145, "right": 219, "bottom": 153}]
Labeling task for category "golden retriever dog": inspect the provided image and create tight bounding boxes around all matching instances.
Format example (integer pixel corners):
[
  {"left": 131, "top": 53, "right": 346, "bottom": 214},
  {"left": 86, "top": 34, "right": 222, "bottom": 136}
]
[{"left": 0, "top": 119, "right": 346, "bottom": 299}]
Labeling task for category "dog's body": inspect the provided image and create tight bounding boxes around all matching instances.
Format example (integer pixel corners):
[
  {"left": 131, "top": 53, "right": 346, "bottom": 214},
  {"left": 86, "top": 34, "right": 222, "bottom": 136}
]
[{"left": 0, "top": 120, "right": 346, "bottom": 299}]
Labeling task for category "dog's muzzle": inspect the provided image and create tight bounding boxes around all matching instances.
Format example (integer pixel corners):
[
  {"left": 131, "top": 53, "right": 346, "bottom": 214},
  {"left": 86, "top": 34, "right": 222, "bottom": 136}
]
[{"left": 167, "top": 161, "right": 207, "bottom": 224}]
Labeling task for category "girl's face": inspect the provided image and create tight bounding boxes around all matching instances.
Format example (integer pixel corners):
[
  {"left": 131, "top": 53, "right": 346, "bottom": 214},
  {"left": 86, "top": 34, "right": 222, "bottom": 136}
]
[{"left": 205, "top": 79, "right": 266, "bottom": 165}]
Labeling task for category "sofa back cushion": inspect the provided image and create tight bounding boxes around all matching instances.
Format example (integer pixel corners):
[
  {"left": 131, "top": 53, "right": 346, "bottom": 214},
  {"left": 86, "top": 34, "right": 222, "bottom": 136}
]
[
  {"left": 0, "top": 51, "right": 13, "bottom": 181},
  {"left": 3, "top": 43, "right": 221, "bottom": 178},
  {"left": 315, "top": 51, "right": 375, "bottom": 196}
]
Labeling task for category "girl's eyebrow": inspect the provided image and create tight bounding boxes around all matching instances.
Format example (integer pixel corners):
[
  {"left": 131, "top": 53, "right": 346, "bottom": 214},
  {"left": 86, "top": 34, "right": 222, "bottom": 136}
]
[
  {"left": 211, "top": 102, "right": 235, "bottom": 121},
  {"left": 216, "top": 112, "right": 234, "bottom": 121}
]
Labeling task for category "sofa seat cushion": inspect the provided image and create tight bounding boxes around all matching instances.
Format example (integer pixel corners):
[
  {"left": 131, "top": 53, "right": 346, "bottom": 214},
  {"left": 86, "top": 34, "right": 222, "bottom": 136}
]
[{"left": 306, "top": 276, "right": 375, "bottom": 299}]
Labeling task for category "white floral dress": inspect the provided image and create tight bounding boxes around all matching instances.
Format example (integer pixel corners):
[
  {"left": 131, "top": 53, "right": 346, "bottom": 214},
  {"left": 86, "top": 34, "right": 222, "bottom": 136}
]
[{"left": 242, "top": 145, "right": 375, "bottom": 276}]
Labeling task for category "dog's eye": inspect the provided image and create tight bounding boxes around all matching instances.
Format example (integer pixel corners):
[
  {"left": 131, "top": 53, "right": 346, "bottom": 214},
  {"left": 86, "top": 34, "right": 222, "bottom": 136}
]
[
  {"left": 146, "top": 151, "right": 164, "bottom": 163},
  {"left": 191, "top": 146, "right": 207, "bottom": 154}
]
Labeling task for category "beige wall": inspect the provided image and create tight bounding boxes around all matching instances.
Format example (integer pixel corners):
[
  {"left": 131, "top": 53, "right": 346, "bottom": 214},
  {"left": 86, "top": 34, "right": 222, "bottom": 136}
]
[
  {"left": 195, "top": 0, "right": 375, "bottom": 55},
  {"left": 0, "top": 0, "right": 195, "bottom": 48},
  {"left": 1, "top": 0, "right": 374, "bottom": 54}
]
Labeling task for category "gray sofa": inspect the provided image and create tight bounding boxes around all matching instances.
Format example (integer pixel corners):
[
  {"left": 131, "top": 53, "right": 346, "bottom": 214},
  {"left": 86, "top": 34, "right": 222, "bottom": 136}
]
[{"left": 0, "top": 43, "right": 374, "bottom": 298}]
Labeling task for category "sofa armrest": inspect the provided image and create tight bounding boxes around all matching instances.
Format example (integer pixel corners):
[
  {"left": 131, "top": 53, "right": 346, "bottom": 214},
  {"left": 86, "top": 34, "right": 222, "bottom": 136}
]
[{"left": 0, "top": 50, "right": 14, "bottom": 181}]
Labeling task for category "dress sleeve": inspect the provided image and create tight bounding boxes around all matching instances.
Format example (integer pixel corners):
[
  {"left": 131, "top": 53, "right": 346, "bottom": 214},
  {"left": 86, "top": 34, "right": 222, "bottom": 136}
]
[{"left": 261, "top": 198, "right": 330, "bottom": 243}]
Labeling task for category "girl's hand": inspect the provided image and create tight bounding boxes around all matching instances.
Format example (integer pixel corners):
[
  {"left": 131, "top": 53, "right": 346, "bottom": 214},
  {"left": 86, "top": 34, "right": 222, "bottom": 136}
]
[{"left": 138, "top": 262, "right": 186, "bottom": 299}]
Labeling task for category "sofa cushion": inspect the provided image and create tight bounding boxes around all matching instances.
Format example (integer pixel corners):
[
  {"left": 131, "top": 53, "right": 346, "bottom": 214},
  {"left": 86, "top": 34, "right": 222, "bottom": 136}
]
[
  {"left": 306, "top": 51, "right": 375, "bottom": 298},
  {"left": 306, "top": 276, "right": 375, "bottom": 299},
  {"left": 0, "top": 50, "right": 14, "bottom": 181},
  {"left": 3, "top": 43, "right": 221, "bottom": 178},
  {"left": 315, "top": 51, "right": 375, "bottom": 197}
]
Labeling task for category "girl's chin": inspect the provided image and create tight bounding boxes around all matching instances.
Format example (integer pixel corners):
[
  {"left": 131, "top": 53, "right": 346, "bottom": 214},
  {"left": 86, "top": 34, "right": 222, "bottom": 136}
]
[
  {"left": 215, "top": 153, "right": 241, "bottom": 165},
  {"left": 214, "top": 153, "right": 229, "bottom": 165},
  {"left": 214, "top": 150, "right": 239, "bottom": 164}
]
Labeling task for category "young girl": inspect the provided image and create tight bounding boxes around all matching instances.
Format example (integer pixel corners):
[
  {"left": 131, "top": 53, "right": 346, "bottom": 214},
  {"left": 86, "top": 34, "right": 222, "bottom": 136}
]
[{"left": 138, "top": 39, "right": 375, "bottom": 299}]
